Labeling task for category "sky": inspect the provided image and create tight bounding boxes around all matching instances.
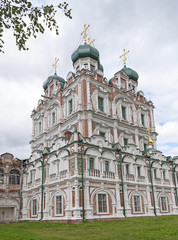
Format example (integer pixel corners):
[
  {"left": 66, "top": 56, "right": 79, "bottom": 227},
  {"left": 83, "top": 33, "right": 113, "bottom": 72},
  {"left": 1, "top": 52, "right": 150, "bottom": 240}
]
[{"left": 0, "top": 0, "right": 178, "bottom": 159}]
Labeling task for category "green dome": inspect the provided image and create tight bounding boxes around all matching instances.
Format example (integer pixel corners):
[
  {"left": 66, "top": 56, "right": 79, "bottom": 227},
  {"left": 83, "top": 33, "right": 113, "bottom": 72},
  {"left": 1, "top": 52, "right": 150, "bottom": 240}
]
[
  {"left": 71, "top": 43, "right": 99, "bottom": 63},
  {"left": 121, "top": 66, "right": 139, "bottom": 81},
  {"left": 43, "top": 73, "right": 65, "bottom": 90}
]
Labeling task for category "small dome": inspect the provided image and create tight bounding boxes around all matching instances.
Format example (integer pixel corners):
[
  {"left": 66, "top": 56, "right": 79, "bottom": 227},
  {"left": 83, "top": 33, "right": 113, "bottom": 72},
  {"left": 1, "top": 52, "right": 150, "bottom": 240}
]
[
  {"left": 71, "top": 43, "right": 99, "bottom": 63},
  {"left": 43, "top": 73, "right": 65, "bottom": 90},
  {"left": 121, "top": 66, "right": 139, "bottom": 81},
  {"left": 98, "top": 64, "right": 104, "bottom": 72}
]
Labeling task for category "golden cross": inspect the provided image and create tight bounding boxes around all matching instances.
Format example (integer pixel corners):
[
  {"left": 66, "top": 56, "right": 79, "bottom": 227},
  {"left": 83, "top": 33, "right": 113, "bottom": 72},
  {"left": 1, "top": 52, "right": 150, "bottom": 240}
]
[
  {"left": 88, "top": 37, "right": 95, "bottom": 45},
  {"left": 52, "top": 57, "right": 59, "bottom": 73},
  {"left": 81, "top": 24, "right": 90, "bottom": 43},
  {"left": 119, "top": 48, "right": 130, "bottom": 66}
]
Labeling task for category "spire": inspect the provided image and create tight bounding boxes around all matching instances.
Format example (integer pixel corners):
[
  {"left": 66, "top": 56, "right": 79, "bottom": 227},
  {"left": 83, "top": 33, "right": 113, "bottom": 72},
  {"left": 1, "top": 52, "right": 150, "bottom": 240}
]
[{"left": 119, "top": 48, "right": 130, "bottom": 67}]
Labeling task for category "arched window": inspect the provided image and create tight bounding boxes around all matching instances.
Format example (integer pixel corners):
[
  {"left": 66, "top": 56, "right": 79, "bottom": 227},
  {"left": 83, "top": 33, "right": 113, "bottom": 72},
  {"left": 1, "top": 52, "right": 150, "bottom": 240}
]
[
  {"left": 0, "top": 169, "right": 4, "bottom": 184},
  {"left": 9, "top": 169, "right": 20, "bottom": 185}
]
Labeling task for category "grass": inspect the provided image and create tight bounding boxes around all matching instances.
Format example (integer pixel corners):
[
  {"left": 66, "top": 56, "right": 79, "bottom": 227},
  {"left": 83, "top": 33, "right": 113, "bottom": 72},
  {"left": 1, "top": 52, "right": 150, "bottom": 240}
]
[{"left": 0, "top": 216, "right": 178, "bottom": 240}]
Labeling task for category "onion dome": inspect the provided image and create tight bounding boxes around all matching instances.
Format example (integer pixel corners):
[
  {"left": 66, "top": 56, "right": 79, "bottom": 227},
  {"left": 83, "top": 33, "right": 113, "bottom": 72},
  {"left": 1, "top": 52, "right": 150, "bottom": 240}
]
[
  {"left": 43, "top": 73, "right": 65, "bottom": 90},
  {"left": 71, "top": 43, "right": 99, "bottom": 63},
  {"left": 121, "top": 65, "right": 139, "bottom": 81}
]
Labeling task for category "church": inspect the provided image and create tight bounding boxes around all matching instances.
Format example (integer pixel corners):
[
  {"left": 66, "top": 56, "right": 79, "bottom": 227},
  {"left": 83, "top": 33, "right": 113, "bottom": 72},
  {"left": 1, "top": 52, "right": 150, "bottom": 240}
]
[{"left": 1, "top": 25, "right": 178, "bottom": 223}]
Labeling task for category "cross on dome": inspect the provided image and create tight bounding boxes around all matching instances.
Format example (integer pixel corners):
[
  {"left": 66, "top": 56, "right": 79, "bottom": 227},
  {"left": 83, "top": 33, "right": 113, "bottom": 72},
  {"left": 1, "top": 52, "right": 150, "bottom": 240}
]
[
  {"left": 120, "top": 48, "right": 130, "bottom": 66},
  {"left": 52, "top": 57, "right": 59, "bottom": 73}
]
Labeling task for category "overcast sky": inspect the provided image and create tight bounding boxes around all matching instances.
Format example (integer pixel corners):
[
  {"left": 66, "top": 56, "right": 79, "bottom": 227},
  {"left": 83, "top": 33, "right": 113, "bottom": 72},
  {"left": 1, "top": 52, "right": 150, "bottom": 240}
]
[{"left": 0, "top": 0, "right": 178, "bottom": 159}]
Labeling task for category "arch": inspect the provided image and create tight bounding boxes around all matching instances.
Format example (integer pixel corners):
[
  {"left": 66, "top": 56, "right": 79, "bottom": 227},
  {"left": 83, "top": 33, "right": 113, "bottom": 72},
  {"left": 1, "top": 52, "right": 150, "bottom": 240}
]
[
  {"left": 91, "top": 188, "right": 116, "bottom": 205},
  {"left": 128, "top": 190, "right": 147, "bottom": 204},
  {"left": 50, "top": 189, "right": 67, "bottom": 206},
  {"left": 56, "top": 149, "right": 70, "bottom": 158},
  {"left": 122, "top": 155, "right": 135, "bottom": 163},
  {"left": 113, "top": 94, "right": 132, "bottom": 104},
  {"left": 157, "top": 191, "right": 172, "bottom": 204},
  {"left": 135, "top": 158, "right": 147, "bottom": 166},
  {"left": 84, "top": 147, "right": 101, "bottom": 157},
  {"left": 101, "top": 150, "right": 116, "bottom": 161},
  {"left": 152, "top": 161, "right": 161, "bottom": 169}
]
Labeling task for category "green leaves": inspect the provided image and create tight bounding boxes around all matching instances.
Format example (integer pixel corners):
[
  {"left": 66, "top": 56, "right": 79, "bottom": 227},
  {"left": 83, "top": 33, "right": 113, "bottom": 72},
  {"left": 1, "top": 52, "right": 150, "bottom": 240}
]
[{"left": 0, "top": 0, "right": 72, "bottom": 53}]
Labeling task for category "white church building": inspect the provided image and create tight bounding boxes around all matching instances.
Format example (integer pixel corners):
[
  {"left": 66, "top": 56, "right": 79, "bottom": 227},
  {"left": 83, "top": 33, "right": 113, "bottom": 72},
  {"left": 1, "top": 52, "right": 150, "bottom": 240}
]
[{"left": 20, "top": 26, "right": 178, "bottom": 222}]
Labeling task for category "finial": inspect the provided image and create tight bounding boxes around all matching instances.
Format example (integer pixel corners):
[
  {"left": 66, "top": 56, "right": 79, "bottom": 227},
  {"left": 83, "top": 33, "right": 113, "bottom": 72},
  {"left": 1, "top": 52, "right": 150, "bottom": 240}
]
[
  {"left": 81, "top": 24, "right": 90, "bottom": 43},
  {"left": 147, "top": 128, "right": 153, "bottom": 146},
  {"left": 52, "top": 57, "right": 59, "bottom": 73},
  {"left": 119, "top": 48, "right": 130, "bottom": 66},
  {"left": 88, "top": 37, "right": 95, "bottom": 45}
]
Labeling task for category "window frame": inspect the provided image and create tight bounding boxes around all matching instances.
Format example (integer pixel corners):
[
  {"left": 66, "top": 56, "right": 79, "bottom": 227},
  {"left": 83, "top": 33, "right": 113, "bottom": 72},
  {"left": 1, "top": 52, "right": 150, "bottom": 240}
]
[
  {"left": 133, "top": 194, "right": 142, "bottom": 213},
  {"left": 121, "top": 105, "right": 127, "bottom": 120},
  {"left": 105, "top": 161, "right": 109, "bottom": 172},
  {"left": 9, "top": 169, "right": 20, "bottom": 185},
  {"left": 160, "top": 196, "right": 168, "bottom": 212},
  {"left": 98, "top": 96, "right": 104, "bottom": 112},
  {"left": 89, "top": 158, "right": 94, "bottom": 170},
  {"left": 32, "top": 198, "right": 37, "bottom": 217},
  {"left": 68, "top": 99, "right": 73, "bottom": 115},
  {"left": 124, "top": 138, "right": 128, "bottom": 146},
  {"left": 52, "top": 111, "right": 56, "bottom": 126},
  {"left": 126, "top": 164, "right": 129, "bottom": 175},
  {"left": 0, "top": 169, "right": 4, "bottom": 184},
  {"left": 97, "top": 193, "right": 109, "bottom": 214},
  {"left": 55, "top": 195, "right": 63, "bottom": 216},
  {"left": 141, "top": 113, "right": 145, "bottom": 126}
]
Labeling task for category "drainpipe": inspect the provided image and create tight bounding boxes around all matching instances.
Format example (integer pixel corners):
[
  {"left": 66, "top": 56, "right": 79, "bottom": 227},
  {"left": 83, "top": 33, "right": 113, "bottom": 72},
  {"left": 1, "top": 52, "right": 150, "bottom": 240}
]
[
  {"left": 172, "top": 166, "right": 178, "bottom": 206},
  {"left": 18, "top": 159, "right": 24, "bottom": 219},
  {"left": 118, "top": 149, "right": 126, "bottom": 217},
  {"left": 149, "top": 160, "right": 157, "bottom": 216},
  {"left": 40, "top": 154, "right": 45, "bottom": 221},
  {"left": 79, "top": 139, "right": 85, "bottom": 222}
]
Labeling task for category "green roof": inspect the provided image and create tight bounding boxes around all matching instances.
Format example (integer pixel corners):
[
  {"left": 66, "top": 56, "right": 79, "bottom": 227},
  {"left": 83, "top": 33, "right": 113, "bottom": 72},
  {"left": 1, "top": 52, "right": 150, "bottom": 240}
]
[
  {"left": 121, "top": 66, "right": 139, "bottom": 81},
  {"left": 71, "top": 43, "right": 99, "bottom": 63},
  {"left": 43, "top": 73, "right": 65, "bottom": 90}
]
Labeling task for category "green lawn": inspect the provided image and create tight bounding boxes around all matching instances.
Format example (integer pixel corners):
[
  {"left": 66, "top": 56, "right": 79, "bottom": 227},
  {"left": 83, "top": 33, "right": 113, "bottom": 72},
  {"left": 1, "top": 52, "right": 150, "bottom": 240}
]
[{"left": 0, "top": 216, "right": 178, "bottom": 240}]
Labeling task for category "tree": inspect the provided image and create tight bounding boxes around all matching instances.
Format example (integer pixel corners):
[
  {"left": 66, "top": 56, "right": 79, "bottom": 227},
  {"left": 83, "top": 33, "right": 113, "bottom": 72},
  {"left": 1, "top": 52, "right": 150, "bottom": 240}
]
[{"left": 0, "top": 0, "right": 72, "bottom": 53}]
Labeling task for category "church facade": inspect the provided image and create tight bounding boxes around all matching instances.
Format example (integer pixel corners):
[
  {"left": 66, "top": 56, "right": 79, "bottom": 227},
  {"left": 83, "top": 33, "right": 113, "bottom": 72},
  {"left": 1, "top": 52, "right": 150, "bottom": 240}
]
[
  {"left": 0, "top": 153, "right": 22, "bottom": 223},
  {"left": 20, "top": 29, "right": 178, "bottom": 222}
]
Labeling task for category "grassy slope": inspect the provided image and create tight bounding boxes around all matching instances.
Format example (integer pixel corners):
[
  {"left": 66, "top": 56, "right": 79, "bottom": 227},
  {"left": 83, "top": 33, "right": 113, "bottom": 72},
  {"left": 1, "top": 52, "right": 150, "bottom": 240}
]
[{"left": 0, "top": 216, "right": 178, "bottom": 240}]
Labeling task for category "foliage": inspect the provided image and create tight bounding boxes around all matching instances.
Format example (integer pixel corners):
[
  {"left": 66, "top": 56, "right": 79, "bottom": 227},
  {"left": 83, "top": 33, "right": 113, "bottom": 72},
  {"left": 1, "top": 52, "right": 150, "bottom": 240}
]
[
  {"left": 0, "top": 216, "right": 178, "bottom": 240},
  {"left": 0, "top": 0, "right": 72, "bottom": 53}
]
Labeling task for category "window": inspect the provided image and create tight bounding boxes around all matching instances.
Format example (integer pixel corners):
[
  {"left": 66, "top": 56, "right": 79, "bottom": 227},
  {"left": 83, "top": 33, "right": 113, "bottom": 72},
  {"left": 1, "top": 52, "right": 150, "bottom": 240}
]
[
  {"left": 105, "top": 161, "right": 109, "bottom": 172},
  {"left": 137, "top": 166, "right": 141, "bottom": 177},
  {"left": 69, "top": 99, "right": 73, "bottom": 115},
  {"left": 154, "top": 169, "right": 157, "bottom": 179},
  {"left": 126, "top": 164, "right": 129, "bottom": 174},
  {"left": 52, "top": 112, "right": 55, "bottom": 125},
  {"left": 161, "top": 196, "right": 167, "bottom": 212},
  {"left": 38, "top": 121, "right": 42, "bottom": 133},
  {"left": 84, "top": 63, "right": 88, "bottom": 69},
  {"left": 144, "top": 143, "right": 147, "bottom": 151},
  {"left": 0, "top": 169, "right": 4, "bottom": 184},
  {"left": 98, "top": 194, "right": 107, "bottom": 213},
  {"left": 76, "top": 65, "right": 80, "bottom": 72},
  {"left": 99, "top": 131, "right": 105, "bottom": 138},
  {"left": 163, "top": 170, "right": 166, "bottom": 180},
  {"left": 122, "top": 106, "right": 126, "bottom": 120},
  {"left": 9, "top": 170, "right": 20, "bottom": 185},
  {"left": 141, "top": 113, "right": 145, "bottom": 126},
  {"left": 133, "top": 195, "right": 141, "bottom": 212},
  {"left": 90, "top": 64, "right": 95, "bottom": 72},
  {"left": 124, "top": 138, "right": 128, "bottom": 146},
  {"left": 55, "top": 195, "right": 62, "bottom": 215},
  {"left": 89, "top": 158, "right": 94, "bottom": 170},
  {"left": 98, "top": 96, "right": 104, "bottom": 112},
  {"left": 32, "top": 199, "right": 37, "bottom": 216}
]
